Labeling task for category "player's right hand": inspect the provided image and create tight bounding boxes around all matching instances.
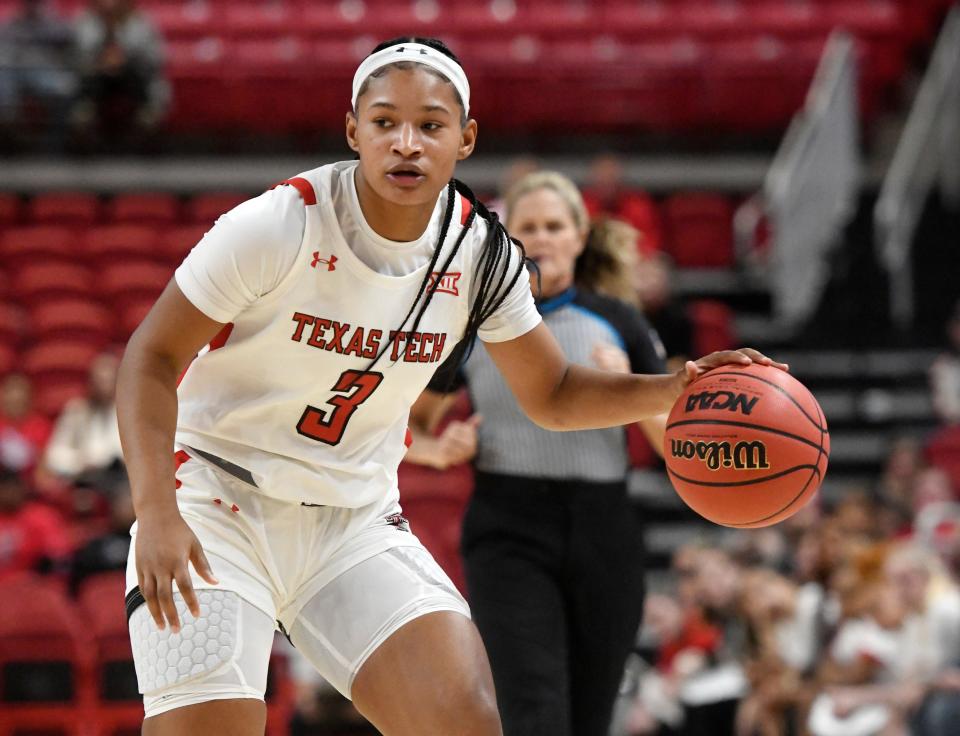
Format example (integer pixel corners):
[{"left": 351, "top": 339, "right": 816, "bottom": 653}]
[{"left": 135, "top": 511, "right": 218, "bottom": 633}]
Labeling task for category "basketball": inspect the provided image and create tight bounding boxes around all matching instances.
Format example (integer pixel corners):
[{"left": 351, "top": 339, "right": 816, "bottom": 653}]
[{"left": 664, "top": 363, "right": 829, "bottom": 528}]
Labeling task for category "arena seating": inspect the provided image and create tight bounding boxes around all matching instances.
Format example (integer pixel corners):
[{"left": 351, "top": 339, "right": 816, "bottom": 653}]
[
  {"left": 0, "top": 0, "right": 948, "bottom": 137},
  {"left": 0, "top": 575, "right": 94, "bottom": 736}
]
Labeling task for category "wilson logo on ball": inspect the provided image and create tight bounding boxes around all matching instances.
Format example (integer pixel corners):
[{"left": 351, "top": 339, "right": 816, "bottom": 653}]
[
  {"left": 684, "top": 391, "right": 760, "bottom": 415},
  {"left": 669, "top": 439, "right": 771, "bottom": 471}
]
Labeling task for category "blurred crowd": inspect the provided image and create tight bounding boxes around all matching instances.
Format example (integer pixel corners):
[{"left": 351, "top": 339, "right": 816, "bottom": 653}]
[
  {"left": 620, "top": 298, "right": 960, "bottom": 736},
  {"left": 0, "top": 0, "right": 168, "bottom": 152}
]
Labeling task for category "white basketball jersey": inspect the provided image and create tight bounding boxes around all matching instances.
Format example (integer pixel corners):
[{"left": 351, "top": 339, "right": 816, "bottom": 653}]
[{"left": 173, "top": 162, "right": 539, "bottom": 508}]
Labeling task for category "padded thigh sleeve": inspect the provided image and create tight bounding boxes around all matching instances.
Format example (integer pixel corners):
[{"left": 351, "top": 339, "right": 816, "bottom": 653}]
[{"left": 128, "top": 589, "right": 240, "bottom": 695}]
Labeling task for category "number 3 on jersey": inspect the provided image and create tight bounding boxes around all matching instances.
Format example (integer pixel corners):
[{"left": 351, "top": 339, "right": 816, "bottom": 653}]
[{"left": 296, "top": 370, "right": 384, "bottom": 445}]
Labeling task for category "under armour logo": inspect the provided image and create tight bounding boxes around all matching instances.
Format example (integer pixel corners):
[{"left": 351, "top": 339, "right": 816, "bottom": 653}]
[{"left": 311, "top": 252, "right": 337, "bottom": 271}]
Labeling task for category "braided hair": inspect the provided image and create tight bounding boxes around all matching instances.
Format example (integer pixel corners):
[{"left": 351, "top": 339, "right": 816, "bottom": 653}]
[{"left": 358, "top": 38, "right": 529, "bottom": 371}]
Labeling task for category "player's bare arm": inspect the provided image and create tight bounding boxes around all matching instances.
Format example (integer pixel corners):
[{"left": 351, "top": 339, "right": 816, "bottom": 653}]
[
  {"left": 484, "top": 321, "right": 787, "bottom": 431},
  {"left": 116, "top": 279, "right": 222, "bottom": 633}
]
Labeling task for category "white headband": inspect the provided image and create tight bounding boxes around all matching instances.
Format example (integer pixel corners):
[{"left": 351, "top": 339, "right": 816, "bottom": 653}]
[{"left": 351, "top": 42, "right": 470, "bottom": 117}]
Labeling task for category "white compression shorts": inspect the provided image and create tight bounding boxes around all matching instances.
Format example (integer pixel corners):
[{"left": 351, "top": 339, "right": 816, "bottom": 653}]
[{"left": 126, "top": 448, "right": 469, "bottom": 718}]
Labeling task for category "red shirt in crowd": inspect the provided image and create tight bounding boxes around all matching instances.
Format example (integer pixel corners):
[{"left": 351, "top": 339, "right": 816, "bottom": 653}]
[
  {"left": 0, "top": 412, "right": 54, "bottom": 472},
  {"left": 582, "top": 189, "right": 663, "bottom": 254},
  {"left": 0, "top": 501, "right": 71, "bottom": 580}
]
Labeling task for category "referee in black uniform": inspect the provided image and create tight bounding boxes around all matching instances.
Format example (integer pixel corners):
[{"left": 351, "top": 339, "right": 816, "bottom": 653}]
[{"left": 408, "top": 171, "right": 668, "bottom": 736}]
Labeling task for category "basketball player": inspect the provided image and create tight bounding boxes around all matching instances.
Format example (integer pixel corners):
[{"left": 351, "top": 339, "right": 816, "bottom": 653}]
[{"left": 118, "top": 37, "right": 784, "bottom": 736}]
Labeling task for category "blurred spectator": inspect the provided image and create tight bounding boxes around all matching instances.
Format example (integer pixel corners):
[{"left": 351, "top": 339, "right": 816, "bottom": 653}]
[
  {"left": 677, "top": 548, "right": 748, "bottom": 736},
  {"left": 635, "top": 251, "right": 694, "bottom": 367},
  {"left": 930, "top": 301, "right": 960, "bottom": 424},
  {"left": 875, "top": 436, "right": 926, "bottom": 531},
  {"left": 69, "top": 475, "right": 132, "bottom": 592},
  {"left": 885, "top": 545, "right": 960, "bottom": 678},
  {"left": 0, "top": 373, "right": 52, "bottom": 474},
  {"left": 627, "top": 592, "right": 721, "bottom": 735},
  {"left": 582, "top": 154, "right": 663, "bottom": 254},
  {"left": 736, "top": 569, "right": 812, "bottom": 736},
  {"left": 72, "top": 0, "right": 168, "bottom": 145},
  {"left": 912, "top": 467, "right": 957, "bottom": 519},
  {"left": 0, "top": 0, "right": 76, "bottom": 149},
  {"left": 0, "top": 464, "right": 71, "bottom": 580},
  {"left": 43, "top": 350, "right": 124, "bottom": 487}
]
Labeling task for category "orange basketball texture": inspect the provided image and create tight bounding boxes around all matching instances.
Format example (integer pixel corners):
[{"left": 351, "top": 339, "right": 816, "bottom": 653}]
[{"left": 663, "top": 363, "right": 829, "bottom": 528}]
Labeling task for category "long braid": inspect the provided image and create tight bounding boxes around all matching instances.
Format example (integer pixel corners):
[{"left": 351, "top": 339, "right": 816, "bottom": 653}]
[
  {"left": 366, "top": 177, "right": 527, "bottom": 376},
  {"left": 443, "top": 180, "right": 528, "bottom": 369},
  {"left": 365, "top": 181, "right": 457, "bottom": 370}
]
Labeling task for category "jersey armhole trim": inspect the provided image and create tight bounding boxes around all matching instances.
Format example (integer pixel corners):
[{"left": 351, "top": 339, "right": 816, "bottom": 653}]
[
  {"left": 459, "top": 194, "right": 472, "bottom": 226},
  {"left": 273, "top": 177, "right": 318, "bottom": 206}
]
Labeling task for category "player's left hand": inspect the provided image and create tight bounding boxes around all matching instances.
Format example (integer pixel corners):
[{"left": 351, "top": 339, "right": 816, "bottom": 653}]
[{"left": 680, "top": 348, "right": 789, "bottom": 387}]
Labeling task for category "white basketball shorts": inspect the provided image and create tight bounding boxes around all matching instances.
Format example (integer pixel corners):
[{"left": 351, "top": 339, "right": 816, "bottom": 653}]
[{"left": 125, "top": 446, "right": 470, "bottom": 718}]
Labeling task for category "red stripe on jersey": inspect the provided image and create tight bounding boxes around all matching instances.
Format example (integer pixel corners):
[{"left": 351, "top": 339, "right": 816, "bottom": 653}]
[
  {"left": 174, "top": 449, "right": 190, "bottom": 489},
  {"left": 208, "top": 322, "right": 234, "bottom": 351},
  {"left": 177, "top": 322, "right": 235, "bottom": 387},
  {"left": 404, "top": 427, "right": 413, "bottom": 448},
  {"left": 274, "top": 177, "right": 317, "bottom": 205},
  {"left": 459, "top": 194, "right": 472, "bottom": 226}
]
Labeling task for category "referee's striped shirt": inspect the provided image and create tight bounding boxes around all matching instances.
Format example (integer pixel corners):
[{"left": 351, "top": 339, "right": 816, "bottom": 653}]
[{"left": 428, "top": 288, "right": 667, "bottom": 483}]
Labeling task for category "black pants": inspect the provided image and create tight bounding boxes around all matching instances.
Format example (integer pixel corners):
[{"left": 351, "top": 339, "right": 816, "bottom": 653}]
[{"left": 462, "top": 472, "right": 646, "bottom": 736}]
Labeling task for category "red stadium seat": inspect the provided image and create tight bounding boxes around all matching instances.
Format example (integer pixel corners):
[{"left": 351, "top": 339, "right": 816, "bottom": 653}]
[
  {"left": 225, "top": 2, "right": 297, "bottom": 39},
  {"left": 926, "top": 426, "right": 960, "bottom": 495},
  {"left": 27, "top": 192, "right": 100, "bottom": 226},
  {"left": 299, "top": 1, "right": 369, "bottom": 35},
  {"left": 0, "top": 193, "right": 21, "bottom": 227},
  {"left": 119, "top": 297, "right": 157, "bottom": 339},
  {"left": 229, "top": 37, "right": 314, "bottom": 131},
  {"left": 677, "top": 2, "right": 747, "bottom": 40},
  {"left": 34, "top": 379, "right": 89, "bottom": 418},
  {"left": 0, "top": 575, "right": 94, "bottom": 736},
  {"left": 142, "top": 1, "right": 214, "bottom": 40},
  {"left": 29, "top": 299, "right": 114, "bottom": 345},
  {"left": 0, "top": 225, "right": 76, "bottom": 267},
  {"left": 0, "top": 343, "right": 15, "bottom": 376},
  {"left": 21, "top": 340, "right": 101, "bottom": 385},
  {"left": 82, "top": 224, "right": 160, "bottom": 264},
  {"left": 107, "top": 193, "right": 180, "bottom": 224},
  {"left": 11, "top": 262, "right": 96, "bottom": 304},
  {"left": 599, "top": 1, "right": 673, "bottom": 40},
  {"left": 101, "top": 260, "right": 172, "bottom": 318},
  {"left": 616, "top": 37, "right": 707, "bottom": 131},
  {"left": 702, "top": 36, "right": 816, "bottom": 131},
  {"left": 165, "top": 37, "right": 232, "bottom": 131},
  {"left": 688, "top": 299, "right": 737, "bottom": 356},
  {"left": 103, "top": 259, "right": 172, "bottom": 294},
  {"left": 749, "top": 2, "right": 826, "bottom": 39},
  {"left": 186, "top": 192, "right": 250, "bottom": 224},
  {"left": 158, "top": 224, "right": 209, "bottom": 266},
  {"left": 77, "top": 573, "right": 143, "bottom": 735},
  {"left": 0, "top": 302, "right": 27, "bottom": 348},
  {"left": 663, "top": 193, "right": 736, "bottom": 268}
]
